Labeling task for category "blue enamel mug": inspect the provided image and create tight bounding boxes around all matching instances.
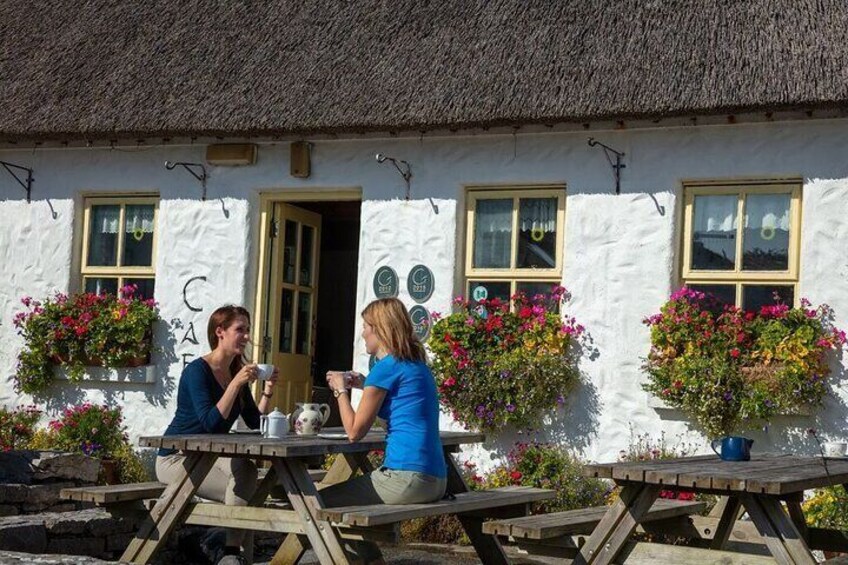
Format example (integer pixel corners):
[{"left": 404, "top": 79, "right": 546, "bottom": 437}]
[{"left": 711, "top": 436, "right": 753, "bottom": 461}]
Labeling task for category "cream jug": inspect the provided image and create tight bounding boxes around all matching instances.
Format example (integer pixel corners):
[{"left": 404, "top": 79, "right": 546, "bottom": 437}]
[
  {"left": 260, "top": 408, "right": 289, "bottom": 438},
  {"left": 290, "top": 403, "right": 331, "bottom": 435}
]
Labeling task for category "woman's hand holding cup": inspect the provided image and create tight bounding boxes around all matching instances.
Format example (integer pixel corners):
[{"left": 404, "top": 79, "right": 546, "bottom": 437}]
[{"left": 233, "top": 363, "right": 258, "bottom": 388}]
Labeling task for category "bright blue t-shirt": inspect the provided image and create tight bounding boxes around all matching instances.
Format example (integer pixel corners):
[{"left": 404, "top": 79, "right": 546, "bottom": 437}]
[{"left": 365, "top": 355, "right": 446, "bottom": 478}]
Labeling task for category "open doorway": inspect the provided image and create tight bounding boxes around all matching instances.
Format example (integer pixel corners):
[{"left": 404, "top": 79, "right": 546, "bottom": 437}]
[{"left": 258, "top": 197, "right": 360, "bottom": 426}]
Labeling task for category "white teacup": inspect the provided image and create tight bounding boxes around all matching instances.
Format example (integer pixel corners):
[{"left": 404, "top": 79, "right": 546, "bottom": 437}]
[
  {"left": 823, "top": 441, "right": 847, "bottom": 457},
  {"left": 256, "top": 364, "right": 275, "bottom": 380}
]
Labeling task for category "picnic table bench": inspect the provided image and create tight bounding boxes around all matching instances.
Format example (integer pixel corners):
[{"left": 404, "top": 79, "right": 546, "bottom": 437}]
[{"left": 72, "top": 429, "right": 551, "bottom": 565}]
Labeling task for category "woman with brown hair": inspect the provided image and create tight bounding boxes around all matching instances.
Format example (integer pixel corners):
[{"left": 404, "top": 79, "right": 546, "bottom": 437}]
[
  {"left": 323, "top": 297, "right": 445, "bottom": 564},
  {"left": 156, "top": 305, "right": 278, "bottom": 565}
]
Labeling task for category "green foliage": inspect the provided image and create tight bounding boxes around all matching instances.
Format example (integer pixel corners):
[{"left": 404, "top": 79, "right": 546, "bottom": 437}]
[
  {"left": 474, "top": 442, "right": 611, "bottom": 514},
  {"left": 643, "top": 288, "right": 845, "bottom": 437},
  {"left": 429, "top": 287, "right": 584, "bottom": 431},
  {"left": 12, "top": 288, "right": 159, "bottom": 396},
  {"left": 48, "top": 403, "right": 128, "bottom": 459},
  {"left": 112, "top": 442, "right": 152, "bottom": 483},
  {"left": 0, "top": 405, "right": 41, "bottom": 451},
  {"left": 803, "top": 485, "right": 848, "bottom": 529}
]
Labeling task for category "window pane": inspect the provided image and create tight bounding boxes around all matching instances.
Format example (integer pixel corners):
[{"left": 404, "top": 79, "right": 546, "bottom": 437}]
[
  {"left": 473, "top": 199, "right": 512, "bottom": 268},
  {"left": 87, "top": 205, "right": 120, "bottom": 266},
  {"left": 516, "top": 281, "right": 561, "bottom": 312},
  {"left": 299, "top": 225, "right": 314, "bottom": 287},
  {"left": 742, "top": 285, "right": 794, "bottom": 313},
  {"left": 468, "top": 280, "right": 511, "bottom": 305},
  {"left": 687, "top": 284, "right": 736, "bottom": 314},
  {"left": 296, "top": 291, "right": 311, "bottom": 355},
  {"left": 691, "top": 194, "right": 737, "bottom": 270},
  {"left": 123, "top": 204, "right": 155, "bottom": 266},
  {"left": 283, "top": 220, "right": 297, "bottom": 284},
  {"left": 123, "top": 278, "right": 155, "bottom": 301},
  {"left": 517, "top": 198, "right": 557, "bottom": 268},
  {"left": 742, "top": 193, "right": 790, "bottom": 271},
  {"left": 279, "top": 288, "right": 294, "bottom": 353},
  {"left": 84, "top": 277, "right": 118, "bottom": 296}
]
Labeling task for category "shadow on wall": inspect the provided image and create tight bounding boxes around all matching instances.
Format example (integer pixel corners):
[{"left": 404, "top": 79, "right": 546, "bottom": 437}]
[
  {"left": 41, "top": 318, "right": 178, "bottom": 413},
  {"left": 478, "top": 378, "right": 602, "bottom": 464}
]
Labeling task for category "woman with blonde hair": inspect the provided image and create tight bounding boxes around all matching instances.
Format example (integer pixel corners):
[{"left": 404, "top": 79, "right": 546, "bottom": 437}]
[
  {"left": 323, "top": 297, "right": 445, "bottom": 564},
  {"left": 156, "top": 305, "right": 278, "bottom": 565}
]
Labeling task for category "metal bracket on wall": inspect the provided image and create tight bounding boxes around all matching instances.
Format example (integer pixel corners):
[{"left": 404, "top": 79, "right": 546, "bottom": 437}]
[
  {"left": 1, "top": 160, "right": 33, "bottom": 203},
  {"left": 375, "top": 153, "right": 412, "bottom": 200},
  {"left": 165, "top": 160, "right": 208, "bottom": 200},
  {"left": 587, "top": 138, "right": 625, "bottom": 195}
]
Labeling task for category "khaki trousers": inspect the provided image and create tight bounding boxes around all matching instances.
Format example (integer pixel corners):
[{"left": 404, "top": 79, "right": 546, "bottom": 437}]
[{"left": 156, "top": 454, "right": 258, "bottom": 548}]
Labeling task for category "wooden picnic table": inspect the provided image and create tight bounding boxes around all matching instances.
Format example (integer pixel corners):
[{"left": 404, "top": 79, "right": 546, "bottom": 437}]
[
  {"left": 577, "top": 453, "right": 848, "bottom": 565},
  {"left": 122, "top": 428, "right": 516, "bottom": 565}
]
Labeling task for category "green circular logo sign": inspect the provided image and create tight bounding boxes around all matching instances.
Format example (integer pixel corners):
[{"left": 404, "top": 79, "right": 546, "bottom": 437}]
[
  {"left": 373, "top": 266, "right": 399, "bottom": 298},
  {"left": 409, "top": 305, "right": 431, "bottom": 341},
  {"left": 472, "top": 285, "right": 488, "bottom": 302},
  {"left": 407, "top": 264, "right": 434, "bottom": 303}
]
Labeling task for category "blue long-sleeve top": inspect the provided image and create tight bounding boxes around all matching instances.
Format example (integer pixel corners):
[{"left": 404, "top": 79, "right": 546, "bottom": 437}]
[{"left": 158, "top": 357, "right": 261, "bottom": 456}]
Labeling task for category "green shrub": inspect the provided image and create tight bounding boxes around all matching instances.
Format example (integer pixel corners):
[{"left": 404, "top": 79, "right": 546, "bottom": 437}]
[
  {"left": 804, "top": 485, "right": 848, "bottom": 529},
  {"left": 0, "top": 405, "right": 41, "bottom": 451}
]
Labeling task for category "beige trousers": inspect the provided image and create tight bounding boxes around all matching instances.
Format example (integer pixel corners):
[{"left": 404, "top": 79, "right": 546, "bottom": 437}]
[{"left": 156, "top": 453, "right": 258, "bottom": 548}]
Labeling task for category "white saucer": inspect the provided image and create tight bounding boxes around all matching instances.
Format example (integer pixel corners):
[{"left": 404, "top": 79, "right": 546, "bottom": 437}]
[{"left": 317, "top": 432, "right": 349, "bottom": 440}]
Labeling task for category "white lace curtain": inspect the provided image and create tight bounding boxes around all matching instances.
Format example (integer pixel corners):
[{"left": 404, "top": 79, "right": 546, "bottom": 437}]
[{"left": 93, "top": 205, "right": 154, "bottom": 234}]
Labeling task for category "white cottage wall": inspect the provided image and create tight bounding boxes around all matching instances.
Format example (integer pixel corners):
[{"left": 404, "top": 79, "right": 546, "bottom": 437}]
[{"left": 0, "top": 118, "right": 847, "bottom": 463}]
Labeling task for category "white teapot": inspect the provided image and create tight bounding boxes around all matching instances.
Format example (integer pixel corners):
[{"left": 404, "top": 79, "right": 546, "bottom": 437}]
[
  {"left": 290, "top": 403, "right": 331, "bottom": 435},
  {"left": 260, "top": 408, "right": 290, "bottom": 438}
]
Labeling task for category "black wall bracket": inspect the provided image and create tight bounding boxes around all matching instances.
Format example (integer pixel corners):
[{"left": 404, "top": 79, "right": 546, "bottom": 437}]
[
  {"left": 1, "top": 160, "right": 33, "bottom": 202},
  {"left": 588, "top": 138, "right": 626, "bottom": 195},
  {"left": 165, "top": 161, "right": 208, "bottom": 200},
  {"left": 375, "top": 153, "right": 412, "bottom": 200}
]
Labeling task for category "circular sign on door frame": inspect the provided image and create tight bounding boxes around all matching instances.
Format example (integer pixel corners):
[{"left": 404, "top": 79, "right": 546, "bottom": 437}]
[
  {"left": 409, "top": 305, "right": 431, "bottom": 341},
  {"left": 373, "top": 266, "right": 399, "bottom": 298},
  {"left": 407, "top": 264, "right": 435, "bottom": 303}
]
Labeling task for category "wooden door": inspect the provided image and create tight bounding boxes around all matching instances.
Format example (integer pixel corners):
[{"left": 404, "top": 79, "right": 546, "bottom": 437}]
[{"left": 264, "top": 203, "right": 321, "bottom": 413}]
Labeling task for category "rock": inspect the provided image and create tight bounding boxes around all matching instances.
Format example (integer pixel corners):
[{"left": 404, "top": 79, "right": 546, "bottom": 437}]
[
  {"left": 44, "top": 504, "right": 76, "bottom": 513},
  {"left": 104, "top": 531, "right": 134, "bottom": 552},
  {"left": 32, "top": 454, "right": 100, "bottom": 484},
  {"left": 24, "top": 482, "right": 75, "bottom": 508},
  {"left": 0, "top": 485, "right": 29, "bottom": 504},
  {"left": 0, "top": 453, "right": 36, "bottom": 485},
  {"left": 0, "top": 520, "right": 47, "bottom": 553},
  {"left": 0, "top": 508, "right": 17, "bottom": 518},
  {"left": 0, "top": 551, "right": 115, "bottom": 564},
  {"left": 46, "top": 537, "right": 105, "bottom": 557}
]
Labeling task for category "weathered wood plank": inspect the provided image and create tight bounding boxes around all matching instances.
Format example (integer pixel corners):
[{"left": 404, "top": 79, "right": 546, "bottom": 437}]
[
  {"left": 481, "top": 499, "right": 705, "bottom": 539},
  {"left": 710, "top": 495, "right": 742, "bottom": 549},
  {"left": 61, "top": 482, "right": 166, "bottom": 504},
  {"left": 319, "top": 486, "right": 553, "bottom": 527},
  {"left": 758, "top": 496, "right": 816, "bottom": 565},
  {"left": 741, "top": 493, "right": 800, "bottom": 565},
  {"left": 121, "top": 452, "right": 217, "bottom": 564},
  {"left": 516, "top": 539, "right": 778, "bottom": 564},
  {"left": 591, "top": 484, "right": 660, "bottom": 565}
]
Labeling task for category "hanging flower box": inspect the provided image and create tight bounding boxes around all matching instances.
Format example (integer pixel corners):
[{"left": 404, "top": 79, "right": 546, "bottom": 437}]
[
  {"left": 642, "top": 288, "right": 845, "bottom": 437},
  {"left": 12, "top": 286, "right": 159, "bottom": 395}
]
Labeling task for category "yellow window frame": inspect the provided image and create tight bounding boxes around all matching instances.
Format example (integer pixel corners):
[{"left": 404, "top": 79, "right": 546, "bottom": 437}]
[
  {"left": 81, "top": 196, "right": 159, "bottom": 292},
  {"left": 681, "top": 181, "right": 802, "bottom": 306},
  {"left": 464, "top": 185, "right": 566, "bottom": 298}
]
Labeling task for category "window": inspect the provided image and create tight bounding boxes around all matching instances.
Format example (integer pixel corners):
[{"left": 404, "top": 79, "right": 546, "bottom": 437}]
[
  {"left": 81, "top": 197, "right": 158, "bottom": 300},
  {"left": 681, "top": 182, "right": 801, "bottom": 312},
  {"left": 465, "top": 187, "right": 565, "bottom": 305}
]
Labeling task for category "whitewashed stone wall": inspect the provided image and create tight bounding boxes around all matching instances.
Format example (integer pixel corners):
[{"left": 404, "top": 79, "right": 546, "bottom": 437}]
[{"left": 1, "top": 118, "right": 847, "bottom": 465}]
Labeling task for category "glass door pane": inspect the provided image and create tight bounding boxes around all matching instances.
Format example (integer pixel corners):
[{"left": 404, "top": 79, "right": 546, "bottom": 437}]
[
  {"left": 283, "top": 220, "right": 297, "bottom": 284},
  {"left": 279, "top": 288, "right": 294, "bottom": 353},
  {"left": 299, "top": 225, "right": 314, "bottom": 287}
]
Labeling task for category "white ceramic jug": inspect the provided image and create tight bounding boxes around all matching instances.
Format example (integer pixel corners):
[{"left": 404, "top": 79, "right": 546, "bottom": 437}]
[
  {"left": 290, "top": 403, "right": 331, "bottom": 435},
  {"left": 260, "top": 408, "right": 290, "bottom": 438}
]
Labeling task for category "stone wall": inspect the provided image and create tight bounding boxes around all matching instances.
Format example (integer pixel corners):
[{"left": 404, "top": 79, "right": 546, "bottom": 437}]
[{"left": 0, "top": 451, "right": 100, "bottom": 517}]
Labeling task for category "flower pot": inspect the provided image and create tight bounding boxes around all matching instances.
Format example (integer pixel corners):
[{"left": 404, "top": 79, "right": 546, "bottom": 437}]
[{"left": 100, "top": 458, "right": 120, "bottom": 485}]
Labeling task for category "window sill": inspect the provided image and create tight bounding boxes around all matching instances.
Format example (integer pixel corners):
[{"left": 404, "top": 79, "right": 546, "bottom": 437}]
[
  {"left": 52, "top": 364, "right": 156, "bottom": 384},
  {"left": 647, "top": 395, "right": 813, "bottom": 417}
]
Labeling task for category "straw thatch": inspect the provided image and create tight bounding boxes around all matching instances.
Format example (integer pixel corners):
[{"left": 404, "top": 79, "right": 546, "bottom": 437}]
[{"left": 1, "top": 0, "right": 848, "bottom": 141}]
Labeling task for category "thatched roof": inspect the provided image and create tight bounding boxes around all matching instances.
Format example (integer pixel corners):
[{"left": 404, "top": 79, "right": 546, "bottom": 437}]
[{"left": 2, "top": 0, "right": 848, "bottom": 142}]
